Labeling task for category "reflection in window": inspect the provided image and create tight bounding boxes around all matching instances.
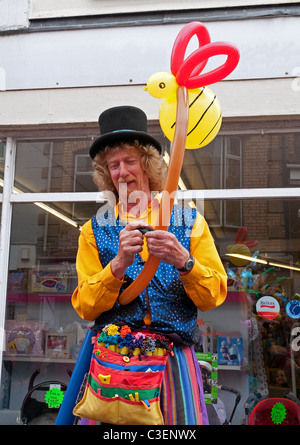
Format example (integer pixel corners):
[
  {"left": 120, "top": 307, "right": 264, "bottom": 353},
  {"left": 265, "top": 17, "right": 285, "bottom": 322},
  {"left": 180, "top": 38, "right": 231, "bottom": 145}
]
[
  {"left": 15, "top": 140, "right": 98, "bottom": 194},
  {"left": 181, "top": 136, "right": 222, "bottom": 190},
  {"left": 182, "top": 136, "right": 242, "bottom": 227},
  {"left": 10, "top": 202, "right": 80, "bottom": 266},
  {"left": 182, "top": 132, "right": 300, "bottom": 190},
  {"left": 14, "top": 141, "right": 102, "bottom": 225},
  {"left": 2, "top": 203, "right": 88, "bottom": 419},
  {"left": 6, "top": 202, "right": 90, "bottom": 335},
  {"left": 198, "top": 198, "right": 300, "bottom": 422},
  {"left": 225, "top": 137, "right": 241, "bottom": 189},
  {"left": 72, "top": 150, "right": 99, "bottom": 221},
  {"left": 2, "top": 194, "right": 300, "bottom": 423}
]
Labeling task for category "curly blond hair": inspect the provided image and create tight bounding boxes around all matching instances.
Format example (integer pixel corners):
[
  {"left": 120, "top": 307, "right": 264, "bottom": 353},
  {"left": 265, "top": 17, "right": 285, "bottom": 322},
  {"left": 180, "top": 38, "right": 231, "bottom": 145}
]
[{"left": 92, "top": 140, "right": 167, "bottom": 197}]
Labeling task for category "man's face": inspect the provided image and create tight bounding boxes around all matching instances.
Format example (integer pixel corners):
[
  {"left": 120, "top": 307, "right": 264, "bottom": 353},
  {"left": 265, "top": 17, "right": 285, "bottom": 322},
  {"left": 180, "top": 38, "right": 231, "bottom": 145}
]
[{"left": 106, "top": 147, "right": 151, "bottom": 201}]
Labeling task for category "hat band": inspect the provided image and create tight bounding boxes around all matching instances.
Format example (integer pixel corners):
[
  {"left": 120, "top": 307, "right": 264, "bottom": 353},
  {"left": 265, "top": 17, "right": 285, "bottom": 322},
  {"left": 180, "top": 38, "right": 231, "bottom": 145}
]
[{"left": 112, "top": 129, "right": 136, "bottom": 133}]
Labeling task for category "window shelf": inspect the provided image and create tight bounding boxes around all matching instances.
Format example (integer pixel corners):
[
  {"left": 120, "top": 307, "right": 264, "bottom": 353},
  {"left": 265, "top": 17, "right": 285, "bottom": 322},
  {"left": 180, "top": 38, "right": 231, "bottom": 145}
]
[
  {"left": 3, "top": 356, "right": 76, "bottom": 364},
  {"left": 7, "top": 292, "right": 73, "bottom": 303}
]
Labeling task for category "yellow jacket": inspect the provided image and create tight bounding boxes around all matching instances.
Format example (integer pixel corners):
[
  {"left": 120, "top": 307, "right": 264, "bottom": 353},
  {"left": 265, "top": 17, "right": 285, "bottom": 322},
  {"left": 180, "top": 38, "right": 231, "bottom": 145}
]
[{"left": 72, "top": 199, "right": 227, "bottom": 322}]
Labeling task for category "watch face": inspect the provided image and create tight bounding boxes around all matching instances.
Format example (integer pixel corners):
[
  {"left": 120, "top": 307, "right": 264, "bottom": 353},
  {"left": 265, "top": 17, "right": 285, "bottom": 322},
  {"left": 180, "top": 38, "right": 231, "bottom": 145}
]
[
  {"left": 186, "top": 258, "right": 194, "bottom": 270},
  {"left": 178, "top": 254, "right": 194, "bottom": 272}
]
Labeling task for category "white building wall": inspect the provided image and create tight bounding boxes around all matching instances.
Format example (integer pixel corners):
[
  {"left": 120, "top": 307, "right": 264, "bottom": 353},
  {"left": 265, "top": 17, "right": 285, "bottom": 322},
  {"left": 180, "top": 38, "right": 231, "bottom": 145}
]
[
  {"left": 0, "top": 2, "right": 299, "bottom": 126},
  {"left": 0, "top": 78, "right": 298, "bottom": 128},
  {"left": 1, "top": 17, "right": 299, "bottom": 91},
  {"left": 0, "top": 0, "right": 29, "bottom": 31},
  {"left": 28, "top": 0, "right": 300, "bottom": 18}
]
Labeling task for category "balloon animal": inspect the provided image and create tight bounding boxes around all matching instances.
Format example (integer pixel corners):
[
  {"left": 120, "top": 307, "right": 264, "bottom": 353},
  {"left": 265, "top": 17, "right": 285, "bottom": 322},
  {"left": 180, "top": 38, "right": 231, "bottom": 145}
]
[
  {"left": 146, "top": 21, "right": 240, "bottom": 149},
  {"left": 119, "top": 22, "right": 240, "bottom": 305},
  {"left": 226, "top": 226, "right": 258, "bottom": 267}
]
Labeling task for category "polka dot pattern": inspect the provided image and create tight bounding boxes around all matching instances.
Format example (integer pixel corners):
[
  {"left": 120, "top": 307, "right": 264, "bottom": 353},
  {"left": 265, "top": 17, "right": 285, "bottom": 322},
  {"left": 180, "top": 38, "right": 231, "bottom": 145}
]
[{"left": 92, "top": 204, "right": 198, "bottom": 345}]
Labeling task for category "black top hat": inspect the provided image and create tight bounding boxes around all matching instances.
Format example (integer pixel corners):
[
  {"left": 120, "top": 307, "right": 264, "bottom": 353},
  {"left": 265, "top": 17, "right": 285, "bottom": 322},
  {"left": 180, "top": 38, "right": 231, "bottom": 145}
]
[{"left": 89, "top": 106, "right": 162, "bottom": 159}]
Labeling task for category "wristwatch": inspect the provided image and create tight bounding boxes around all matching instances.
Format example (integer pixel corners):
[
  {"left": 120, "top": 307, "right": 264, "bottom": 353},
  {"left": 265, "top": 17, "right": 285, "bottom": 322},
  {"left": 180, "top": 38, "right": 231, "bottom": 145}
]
[{"left": 177, "top": 253, "right": 194, "bottom": 272}]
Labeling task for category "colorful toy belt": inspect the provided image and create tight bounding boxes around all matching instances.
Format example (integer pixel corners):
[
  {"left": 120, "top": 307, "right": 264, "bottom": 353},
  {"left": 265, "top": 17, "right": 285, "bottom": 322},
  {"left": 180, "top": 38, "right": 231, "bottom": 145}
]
[{"left": 95, "top": 324, "right": 173, "bottom": 357}]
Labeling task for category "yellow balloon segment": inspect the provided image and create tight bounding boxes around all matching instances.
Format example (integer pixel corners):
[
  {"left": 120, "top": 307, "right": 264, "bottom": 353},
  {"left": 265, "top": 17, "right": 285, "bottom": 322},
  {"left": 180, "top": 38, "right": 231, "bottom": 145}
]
[
  {"left": 160, "top": 87, "right": 222, "bottom": 149},
  {"left": 146, "top": 71, "right": 222, "bottom": 149},
  {"left": 146, "top": 71, "right": 178, "bottom": 99}
]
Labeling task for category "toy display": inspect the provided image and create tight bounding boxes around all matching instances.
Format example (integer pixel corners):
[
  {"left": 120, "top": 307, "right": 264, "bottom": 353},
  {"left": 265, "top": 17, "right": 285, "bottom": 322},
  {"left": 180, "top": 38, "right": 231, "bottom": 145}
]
[
  {"left": 31, "top": 268, "right": 68, "bottom": 293},
  {"left": 217, "top": 336, "right": 243, "bottom": 366},
  {"left": 196, "top": 352, "right": 218, "bottom": 404},
  {"left": 225, "top": 240, "right": 300, "bottom": 422},
  {"left": 7, "top": 272, "right": 25, "bottom": 292},
  {"left": 45, "top": 332, "right": 76, "bottom": 359},
  {"left": 4, "top": 320, "right": 47, "bottom": 357},
  {"left": 194, "top": 319, "right": 214, "bottom": 353},
  {"left": 226, "top": 226, "right": 258, "bottom": 267}
]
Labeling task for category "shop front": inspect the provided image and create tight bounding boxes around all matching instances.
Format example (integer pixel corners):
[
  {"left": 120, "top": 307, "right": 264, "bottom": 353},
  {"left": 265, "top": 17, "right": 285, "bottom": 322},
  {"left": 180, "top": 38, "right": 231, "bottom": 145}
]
[{"left": 1, "top": 124, "right": 300, "bottom": 425}]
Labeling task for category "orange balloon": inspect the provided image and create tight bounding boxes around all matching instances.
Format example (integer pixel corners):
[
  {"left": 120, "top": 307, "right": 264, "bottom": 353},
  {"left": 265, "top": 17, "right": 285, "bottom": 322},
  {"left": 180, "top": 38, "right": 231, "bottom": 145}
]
[
  {"left": 118, "top": 86, "right": 189, "bottom": 305},
  {"left": 119, "top": 22, "right": 240, "bottom": 305}
]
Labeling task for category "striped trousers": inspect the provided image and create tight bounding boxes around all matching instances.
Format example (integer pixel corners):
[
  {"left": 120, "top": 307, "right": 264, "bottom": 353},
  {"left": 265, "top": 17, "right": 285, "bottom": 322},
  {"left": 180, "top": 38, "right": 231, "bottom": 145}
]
[{"left": 160, "top": 344, "right": 208, "bottom": 425}]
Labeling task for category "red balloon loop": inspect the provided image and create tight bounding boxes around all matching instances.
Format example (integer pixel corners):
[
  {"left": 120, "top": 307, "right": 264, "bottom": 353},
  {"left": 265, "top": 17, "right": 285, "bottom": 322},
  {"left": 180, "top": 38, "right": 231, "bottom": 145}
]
[
  {"left": 176, "top": 42, "right": 240, "bottom": 88},
  {"left": 171, "top": 21, "right": 211, "bottom": 78},
  {"left": 235, "top": 226, "right": 248, "bottom": 244},
  {"left": 234, "top": 226, "right": 258, "bottom": 248},
  {"left": 244, "top": 240, "right": 259, "bottom": 248}
]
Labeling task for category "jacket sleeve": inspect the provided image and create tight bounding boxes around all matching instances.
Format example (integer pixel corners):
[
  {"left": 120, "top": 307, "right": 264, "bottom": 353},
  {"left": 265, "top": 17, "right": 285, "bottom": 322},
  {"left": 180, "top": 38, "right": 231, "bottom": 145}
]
[
  {"left": 179, "top": 213, "right": 227, "bottom": 311},
  {"left": 71, "top": 220, "right": 125, "bottom": 321}
]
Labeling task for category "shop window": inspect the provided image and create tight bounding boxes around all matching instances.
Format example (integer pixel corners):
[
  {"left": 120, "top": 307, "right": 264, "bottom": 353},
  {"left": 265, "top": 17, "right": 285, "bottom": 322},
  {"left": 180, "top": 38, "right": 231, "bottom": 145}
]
[
  {"left": 1, "top": 203, "right": 89, "bottom": 424},
  {"left": 196, "top": 198, "right": 300, "bottom": 425},
  {"left": 182, "top": 136, "right": 242, "bottom": 228},
  {"left": 14, "top": 140, "right": 100, "bottom": 226},
  {"left": 14, "top": 140, "right": 97, "bottom": 195},
  {"left": 72, "top": 151, "right": 98, "bottom": 221},
  {"left": 1, "top": 131, "right": 300, "bottom": 425},
  {"left": 2, "top": 196, "right": 300, "bottom": 424},
  {"left": 288, "top": 166, "right": 300, "bottom": 185},
  {"left": 182, "top": 133, "right": 300, "bottom": 191}
]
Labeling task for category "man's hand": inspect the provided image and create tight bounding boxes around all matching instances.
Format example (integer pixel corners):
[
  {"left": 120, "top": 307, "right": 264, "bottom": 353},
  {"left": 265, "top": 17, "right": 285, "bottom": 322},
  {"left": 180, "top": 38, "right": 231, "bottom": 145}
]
[
  {"left": 145, "top": 230, "right": 190, "bottom": 271},
  {"left": 111, "top": 220, "right": 153, "bottom": 279}
]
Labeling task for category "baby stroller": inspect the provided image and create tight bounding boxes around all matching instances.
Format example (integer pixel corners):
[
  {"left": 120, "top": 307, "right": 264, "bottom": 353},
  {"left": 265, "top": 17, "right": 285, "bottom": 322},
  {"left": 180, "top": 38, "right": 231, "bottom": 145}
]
[
  {"left": 17, "top": 369, "right": 70, "bottom": 425},
  {"left": 199, "top": 359, "right": 242, "bottom": 425},
  {"left": 204, "top": 384, "right": 242, "bottom": 425}
]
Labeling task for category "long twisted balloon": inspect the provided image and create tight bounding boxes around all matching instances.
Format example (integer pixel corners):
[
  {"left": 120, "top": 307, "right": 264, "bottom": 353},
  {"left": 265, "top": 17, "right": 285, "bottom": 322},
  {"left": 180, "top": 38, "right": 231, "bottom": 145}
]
[
  {"left": 119, "top": 22, "right": 239, "bottom": 305},
  {"left": 119, "top": 86, "right": 189, "bottom": 305}
]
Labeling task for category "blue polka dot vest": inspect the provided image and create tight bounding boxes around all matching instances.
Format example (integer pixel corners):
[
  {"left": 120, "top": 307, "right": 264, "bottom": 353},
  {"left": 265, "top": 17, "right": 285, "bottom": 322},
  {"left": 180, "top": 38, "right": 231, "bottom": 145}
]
[{"left": 92, "top": 204, "right": 198, "bottom": 345}]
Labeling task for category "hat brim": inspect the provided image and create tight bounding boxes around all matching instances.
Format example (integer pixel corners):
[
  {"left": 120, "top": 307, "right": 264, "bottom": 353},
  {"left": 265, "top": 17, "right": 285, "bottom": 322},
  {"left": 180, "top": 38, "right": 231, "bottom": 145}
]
[{"left": 89, "top": 130, "right": 162, "bottom": 159}]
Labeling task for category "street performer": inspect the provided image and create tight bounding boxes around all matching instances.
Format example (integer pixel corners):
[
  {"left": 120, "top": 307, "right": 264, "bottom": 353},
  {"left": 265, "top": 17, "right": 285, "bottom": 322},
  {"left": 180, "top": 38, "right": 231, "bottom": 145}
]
[{"left": 72, "top": 105, "right": 227, "bottom": 425}]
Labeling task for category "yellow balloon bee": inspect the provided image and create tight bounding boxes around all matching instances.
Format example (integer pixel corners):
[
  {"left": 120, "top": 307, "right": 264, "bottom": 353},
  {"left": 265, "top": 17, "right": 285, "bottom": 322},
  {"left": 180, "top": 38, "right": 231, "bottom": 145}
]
[
  {"left": 145, "top": 22, "right": 240, "bottom": 149},
  {"left": 146, "top": 71, "right": 222, "bottom": 149}
]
